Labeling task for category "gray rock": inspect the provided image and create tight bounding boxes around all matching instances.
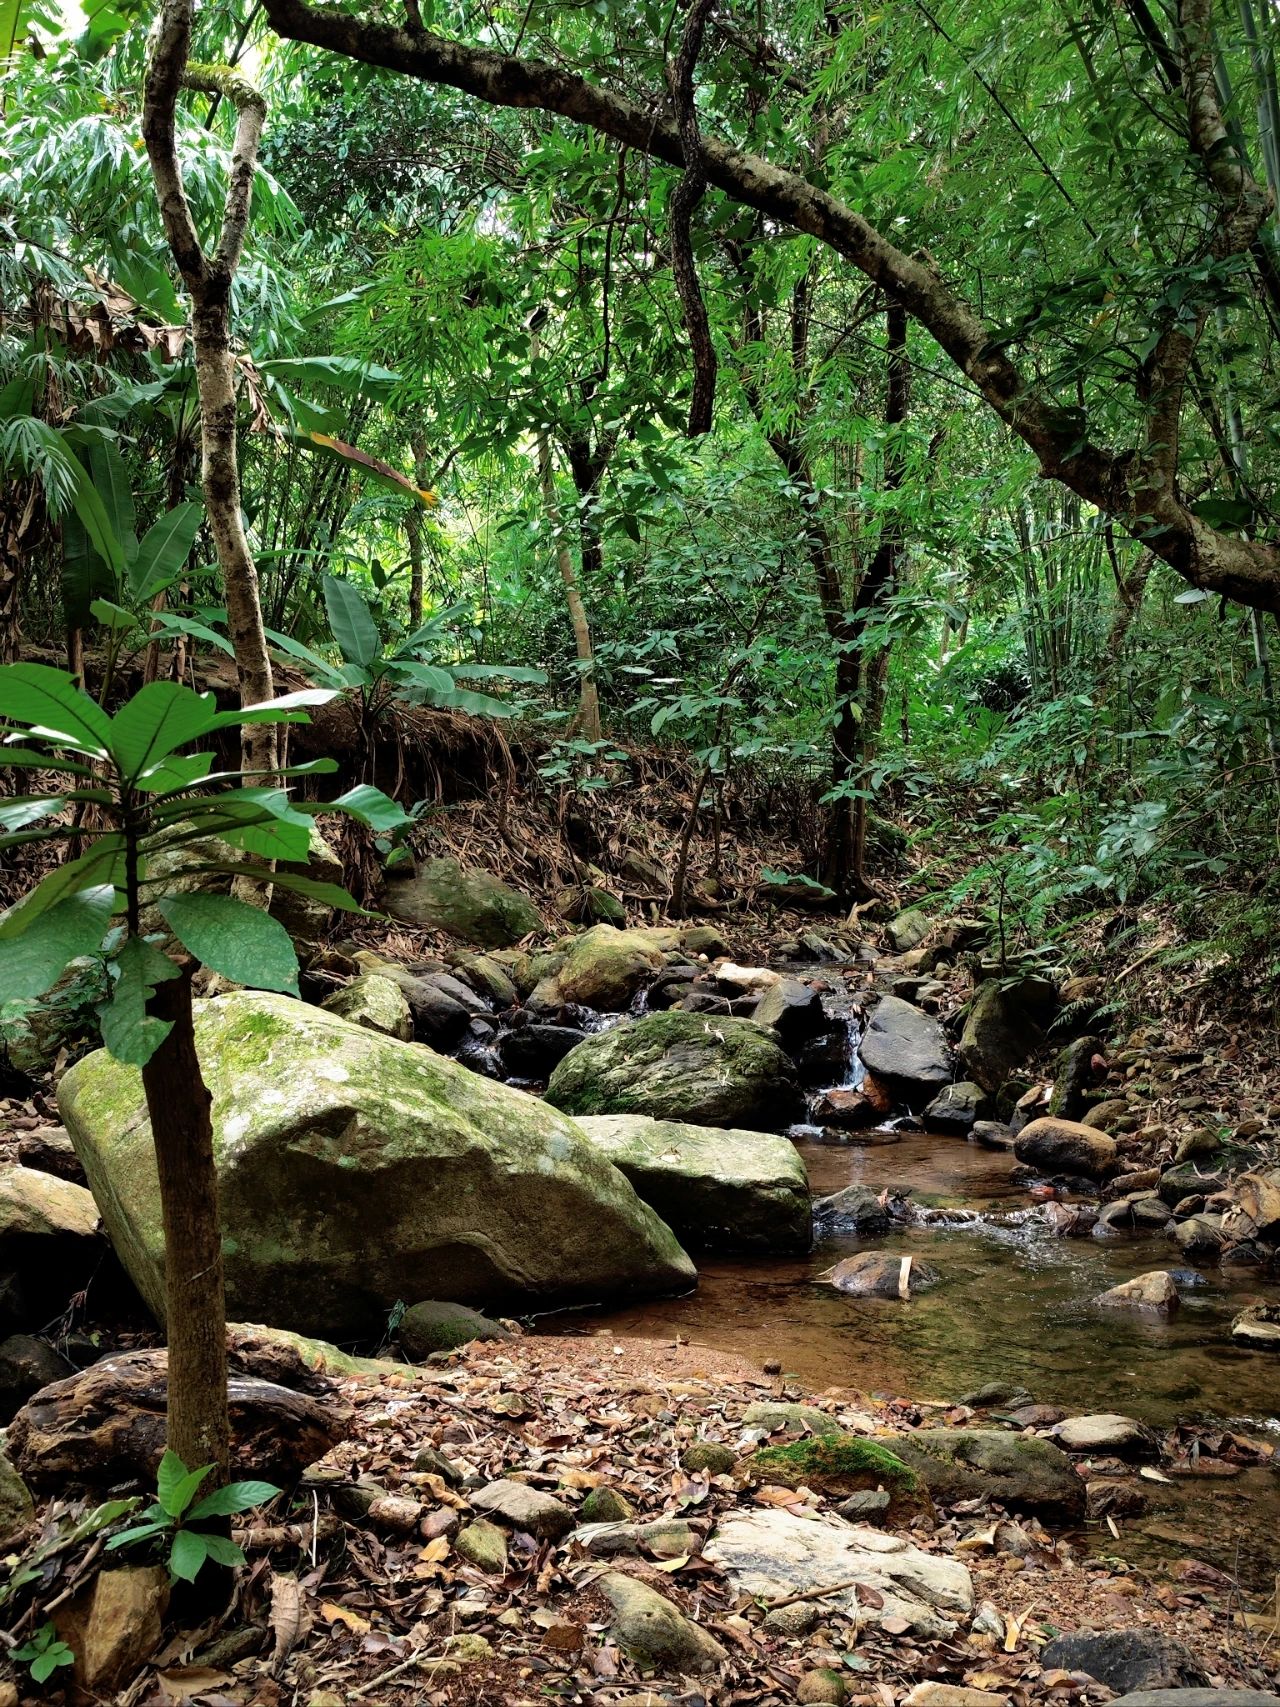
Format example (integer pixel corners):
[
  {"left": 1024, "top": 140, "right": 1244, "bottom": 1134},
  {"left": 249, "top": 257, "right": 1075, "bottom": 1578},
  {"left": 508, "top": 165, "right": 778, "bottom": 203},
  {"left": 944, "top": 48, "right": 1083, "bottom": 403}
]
[
  {"left": 1097, "top": 1271, "right": 1180, "bottom": 1314},
  {"left": 1174, "top": 1214, "right": 1226, "bottom": 1258},
  {"left": 383, "top": 857, "right": 543, "bottom": 947},
  {"left": 599, "top": 1571, "right": 727, "bottom": 1672},
  {"left": 752, "top": 979, "right": 828, "bottom": 1047},
  {"left": 320, "top": 974, "right": 413, "bottom": 1041},
  {"left": 888, "top": 1428, "right": 1084, "bottom": 1520},
  {"left": 570, "top": 1517, "right": 697, "bottom": 1558},
  {"left": 741, "top": 1401, "right": 842, "bottom": 1436},
  {"left": 1107, "top": 1693, "right": 1279, "bottom": 1707},
  {"left": 959, "top": 983, "right": 1044, "bottom": 1094},
  {"left": 0, "top": 1334, "right": 72, "bottom": 1424},
  {"left": 887, "top": 910, "right": 931, "bottom": 953},
  {"left": 1041, "top": 1630, "right": 1208, "bottom": 1693},
  {"left": 829, "top": 1251, "right": 940, "bottom": 1298},
  {"left": 812, "top": 1184, "right": 893, "bottom": 1235},
  {"left": 704, "top": 1507, "right": 973, "bottom": 1637},
  {"left": 546, "top": 1012, "right": 803, "bottom": 1130},
  {"left": 971, "top": 1120, "right": 1016, "bottom": 1148},
  {"left": 1158, "top": 1164, "right": 1229, "bottom": 1207},
  {"left": 1051, "top": 1414, "right": 1159, "bottom": 1460},
  {"left": 1048, "top": 1036, "right": 1103, "bottom": 1120},
  {"left": 836, "top": 1489, "right": 892, "bottom": 1522},
  {"left": 470, "top": 1478, "right": 575, "bottom": 1540},
  {"left": 498, "top": 1024, "right": 587, "bottom": 1080},
  {"left": 857, "top": 996, "right": 951, "bottom": 1104},
  {"left": 959, "top": 1382, "right": 1035, "bottom": 1410},
  {"left": 455, "top": 1518, "right": 508, "bottom": 1572},
  {"left": 577, "top": 1113, "right": 811, "bottom": 1254},
  {"left": 923, "top": 1081, "right": 991, "bottom": 1136},
  {"left": 60, "top": 992, "right": 695, "bottom": 1339}
]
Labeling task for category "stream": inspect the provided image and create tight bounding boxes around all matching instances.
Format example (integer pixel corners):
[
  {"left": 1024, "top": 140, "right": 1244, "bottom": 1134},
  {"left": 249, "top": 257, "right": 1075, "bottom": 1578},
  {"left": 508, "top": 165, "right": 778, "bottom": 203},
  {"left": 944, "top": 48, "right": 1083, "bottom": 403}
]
[{"left": 513, "top": 969, "right": 1280, "bottom": 1587}]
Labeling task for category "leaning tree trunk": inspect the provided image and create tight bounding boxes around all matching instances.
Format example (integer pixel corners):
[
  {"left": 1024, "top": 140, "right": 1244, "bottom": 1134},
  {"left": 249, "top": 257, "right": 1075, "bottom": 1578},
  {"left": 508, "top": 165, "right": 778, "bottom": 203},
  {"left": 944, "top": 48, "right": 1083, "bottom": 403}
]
[
  {"left": 539, "top": 435, "right": 601, "bottom": 741},
  {"left": 143, "top": 1, "right": 277, "bottom": 780},
  {"left": 140, "top": 964, "right": 230, "bottom": 1481}
]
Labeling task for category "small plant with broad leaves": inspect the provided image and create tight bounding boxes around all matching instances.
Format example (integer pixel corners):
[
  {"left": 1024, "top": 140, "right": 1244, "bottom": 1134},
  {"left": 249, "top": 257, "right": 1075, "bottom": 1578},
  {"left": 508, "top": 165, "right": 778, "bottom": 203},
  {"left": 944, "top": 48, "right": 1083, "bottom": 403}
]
[
  {"left": 0, "top": 664, "right": 406, "bottom": 1064},
  {"left": 105, "top": 1449, "right": 278, "bottom": 1582},
  {"left": 12, "top": 1621, "right": 75, "bottom": 1685}
]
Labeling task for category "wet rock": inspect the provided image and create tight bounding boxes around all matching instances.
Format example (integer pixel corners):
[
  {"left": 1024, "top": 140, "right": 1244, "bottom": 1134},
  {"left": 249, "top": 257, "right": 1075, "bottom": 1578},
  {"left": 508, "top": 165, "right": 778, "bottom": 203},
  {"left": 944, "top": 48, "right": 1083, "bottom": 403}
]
[
  {"left": 1051, "top": 1413, "right": 1159, "bottom": 1460},
  {"left": 857, "top": 996, "right": 951, "bottom": 1105},
  {"left": 971, "top": 1120, "right": 1016, "bottom": 1149},
  {"left": 1005, "top": 1403, "right": 1066, "bottom": 1428},
  {"left": 1231, "top": 1302, "right": 1280, "bottom": 1349},
  {"left": 1097, "top": 1271, "right": 1180, "bottom": 1314},
  {"left": 413, "top": 1443, "right": 464, "bottom": 1484},
  {"left": 471, "top": 1478, "right": 575, "bottom": 1540},
  {"left": 753, "top": 978, "right": 827, "bottom": 1047},
  {"left": 0, "top": 1333, "right": 72, "bottom": 1423},
  {"left": 398, "top": 1301, "right": 512, "bottom": 1360},
  {"left": 598, "top": 1572, "right": 727, "bottom": 1671},
  {"left": 1040, "top": 1630, "right": 1208, "bottom": 1693},
  {"left": 1224, "top": 1169, "right": 1280, "bottom": 1245},
  {"left": 61, "top": 992, "right": 695, "bottom": 1338},
  {"left": 1086, "top": 1479, "right": 1148, "bottom": 1519},
  {"left": 959, "top": 982, "right": 1045, "bottom": 1094},
  {"left": 1157, "top": 1163, "right": 1228, "bottom": 1206},
  {"left": 1172, "top": 1214, "right": 1226, "bottom": 1259},
  {"left": 1107, "top": 1167, "right": 1162, "bottom": 1199},
  {"left": 455, "top": 1518, "right": 508, "bottom": 1572},
  {"left": 546, "top": 1011, "right": 802, "bottom": 1130},
  {"left": 959, "top": 1381, "right": 1035, "bottom": 1409},
  {"left": 811, "top": 1080, "right": 892, "bottom": 1128},
  {"left": 453, "top": 954, "right": 519, "bottom": 1010},
  {"left": 577, "top": 1113, "right": 811, "bottom": 1254},
  {"left": 352, "top": 954, "right": 481, "bottom": 1047},
  {"left": 498, "top": 1022, "right": 587, "bottom": 1079},
  {"left": 383, "top": 857, "right": 543, "bottom": 947},
  {"left": 320, "top": 973, "right": 413, "bottom": 1041},
  {"left": 1013, "top": 1117, "right": 1117, "bottom": 1180},
  {"left": 888, "top": 1428, "right": 1084, "bottom": 1520},
  {"left": 887, "top": 910, "right": 931, "bottom": 952},
  {"left": 0, "top": 1448, "right": 33, "bottom": 1542},
  {"left": 681, "top": 1442, "right": 737, "bottom": 1476},
  {"left": 704, "top": 1507, "right": 973, "bottom": 1637},
  {"left": 812, "top": 1184, "right": 892, "bottom": 1236},
  {"left": 828, "top": 1251, "right": 940, "bottom": 1298},
  {"left": 53, "top": 1565, "right": 168, "bottom": 1693},
  {"left": 923, "top": 1081, "right": 991, "bottom": 1136}
]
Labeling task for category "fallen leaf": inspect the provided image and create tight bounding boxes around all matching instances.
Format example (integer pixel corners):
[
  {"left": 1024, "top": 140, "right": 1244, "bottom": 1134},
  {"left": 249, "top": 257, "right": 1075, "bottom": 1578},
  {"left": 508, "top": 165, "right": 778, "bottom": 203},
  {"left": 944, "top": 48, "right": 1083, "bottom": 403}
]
[
  {"left": 269, "top": 1573, "right": 310, "bottom": 1675},
  {"left": 157, "top": 1668, "right": 235, "bottom": 1701},
  {"left": 320, "top": 1601, "right": 371, "bottom": 1635}
]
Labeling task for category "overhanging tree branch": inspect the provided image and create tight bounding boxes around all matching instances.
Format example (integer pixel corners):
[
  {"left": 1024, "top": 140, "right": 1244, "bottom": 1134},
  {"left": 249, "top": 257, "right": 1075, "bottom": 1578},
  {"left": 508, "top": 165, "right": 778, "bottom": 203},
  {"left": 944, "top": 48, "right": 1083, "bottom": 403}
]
[{"left": 258, "top": 0, "right": 1280, "bottom": 613}]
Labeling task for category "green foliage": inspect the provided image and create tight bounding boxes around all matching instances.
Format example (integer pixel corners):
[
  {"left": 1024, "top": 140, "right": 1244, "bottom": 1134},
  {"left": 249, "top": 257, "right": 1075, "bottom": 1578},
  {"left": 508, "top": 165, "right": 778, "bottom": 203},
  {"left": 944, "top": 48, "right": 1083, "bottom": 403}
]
[
  {"left": 0, "top": 666, "right": 407, "bottom": 1066},
  {"left": 104, "top": 1449, "right": 279, "bottom": 1582},
  {"left": 12, "top": 1621, "right": 75, "bottom": 1685}
]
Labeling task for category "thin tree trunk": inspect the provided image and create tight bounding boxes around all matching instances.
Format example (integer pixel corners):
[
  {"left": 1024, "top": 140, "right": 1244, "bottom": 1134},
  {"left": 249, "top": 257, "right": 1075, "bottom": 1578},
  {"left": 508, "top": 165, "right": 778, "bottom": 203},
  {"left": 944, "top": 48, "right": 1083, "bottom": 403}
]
[
  {"left": 539, "top": 436, "right": 601, "bottom": 741},
  {"left": 143, "top": 9, "right": 276, "bottom": 778},
  {"left": 141, "top": 964, "right": 230, "bottom": 1481},
  {"left": 406, "top": 431, "right": 428, "bottom": 630}
]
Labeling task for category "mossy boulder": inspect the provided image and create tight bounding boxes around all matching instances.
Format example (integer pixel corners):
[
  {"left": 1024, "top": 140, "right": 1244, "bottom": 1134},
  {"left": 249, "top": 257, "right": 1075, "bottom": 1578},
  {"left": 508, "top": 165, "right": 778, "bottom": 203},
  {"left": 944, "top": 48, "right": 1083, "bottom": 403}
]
[
  {"left": 58, "top": 993, "right": 695, "bottom": 1340},
  {"left": 320, "top": 974, "right": 413, "bottom": 1040},
  {"left": 398, "top": 1300, "right": 511, "bottom": 1359},
  {"left": 958, "top": 981, "right": 1045, "bottom": 1094},
  {"left": 546, "top": 1011, "right": 803, "bottom": 1129},
  {"left": 576, "top": 1113, "right": 811, "bottom": 1253},
  {"left": 549, "top": 925, "right": 667, "bottom": 1010},
  {"left": 383, "top": 857, "right": 543, "bottom": 947},
  {"left": 752, "top": 1433, "right": 932, "bottom": 1523},
  {"left": 556, "top": 886, "right": 627, "bottom": 927},
  {"left": 887, "top": 1427, "right": 1085, "bottom": 1520}
]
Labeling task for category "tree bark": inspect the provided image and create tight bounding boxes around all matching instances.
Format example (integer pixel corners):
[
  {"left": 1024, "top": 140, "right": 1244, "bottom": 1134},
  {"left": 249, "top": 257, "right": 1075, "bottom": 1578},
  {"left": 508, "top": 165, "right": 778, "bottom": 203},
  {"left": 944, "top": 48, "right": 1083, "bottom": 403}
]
[
  {"left": 259, "top": 0, "right": 1280, "bottom": 614},
  {"left": 538, "top": 435, "right": 601, "bottom": 741},
  {"left": 140, "top": 963, "right": 230, "bottom": 1482},
  {"left": 143, "top": 6, "right": 277, "bottom": 777}
]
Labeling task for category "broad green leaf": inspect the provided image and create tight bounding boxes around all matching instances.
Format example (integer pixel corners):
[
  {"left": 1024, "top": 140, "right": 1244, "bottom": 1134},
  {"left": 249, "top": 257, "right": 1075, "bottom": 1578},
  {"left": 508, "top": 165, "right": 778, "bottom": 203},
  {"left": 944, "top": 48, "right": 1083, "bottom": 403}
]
[
  {"left": 98, "top": 935, "right": 179, "bottom": 1066},
  {"left": 89, "top": 437, "right": 137, "bottom": 559},
  {"left": 201, "top": 688, "right": 338, "bottom": 732},
  {"left": 182, "top": 864, "right": 377, "bottom": 914},
  {"left": 0, "top": 744, "right": 95, "bottom": 776},
  {"left": 322, "top": 575, "right": 380, "bottom": 669},
  {"left": 157, "top": 1451, "right": 213, "bottom": 1519},
  {"left": 159, "top": 893, "right": 300, "bottom": 994},
  {"left": 168, "top": 1528, "right": 210, "bottom": 1583},
  {"left": 146, "top": 614, "right": 236, "bottom": 657},
  {"left": 0, "top": 885, "right": 115, "bottom": 999},
  {"left": 105, "top": 1521, "right": 170, "bottom": 1552},
  {"left": 452, "top": 663, "right": 548, "bottom": 683},
  {"left": 257, "top": 354, "right": 401, "bottom": 397},
  {"left": 263, "top": 627, "right": 348, "bottom": 690},
  {"left": 0, "top": 838, "right": 126, "bottom": 937},
  {"left": 0, "top": 797, "right": 67, "bottom": 834},
  {"left": 88, "top": 598, "right": 137, "bottom": 633},
  {"left": 107, "top": 682, "right": 221, "bottom": 784},
  {"left": 320, "top": 784, "right": 412, "bottom": 833},
  {"left": 128, "top": 503, "right": 203, "bottom": 603},
  {"left": 197, "top": 1533, "right": 247, "bottom": 1568},
  {"left": 135, "top": 751, "right": 215, "bottom": 794},
  {"left": 66, "top": 456, "right": 127, "bottom": 579},
  {"left": 188, "top": 1478, "right": 280, "bottom": 1519},
  {"left": 0, "top": 663, "right": 113, "bottom": 756}
]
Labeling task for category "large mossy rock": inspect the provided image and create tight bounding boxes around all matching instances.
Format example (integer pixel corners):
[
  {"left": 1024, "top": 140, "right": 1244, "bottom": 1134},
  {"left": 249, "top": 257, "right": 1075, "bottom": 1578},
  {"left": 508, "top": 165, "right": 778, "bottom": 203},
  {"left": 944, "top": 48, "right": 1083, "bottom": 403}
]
[
  {"left": 887, "top": 1427, "right": 1085, "bottom": 1520},
  {"left": 58, "top": 993, "right": 695, "bottom": 1340},
  {"left": 545, "top": 1011, "right": 803, "bottom": 1129},
  {"left": 857, "top": 996, "right": 950, "bottom": 1105},
  {"left": 320, "top": 974, "right": 413, "bottom": 1040},
  {"left": 577, "top": 1113, "right": 811, "bottom": 1253},
  {"left": 382, "top": 857, "right": 543, "bottom": 947},
  {"left": 549, "top": 925, "right": 667, "bottom": 1010}
]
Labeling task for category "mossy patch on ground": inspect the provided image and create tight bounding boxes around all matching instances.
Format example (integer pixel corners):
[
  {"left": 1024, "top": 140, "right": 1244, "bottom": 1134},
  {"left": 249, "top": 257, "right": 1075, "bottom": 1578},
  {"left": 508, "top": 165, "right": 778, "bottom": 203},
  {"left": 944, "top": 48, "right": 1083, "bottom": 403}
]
[{"left": 751, "top": 1433, "right": 932, "bottom": 1522}]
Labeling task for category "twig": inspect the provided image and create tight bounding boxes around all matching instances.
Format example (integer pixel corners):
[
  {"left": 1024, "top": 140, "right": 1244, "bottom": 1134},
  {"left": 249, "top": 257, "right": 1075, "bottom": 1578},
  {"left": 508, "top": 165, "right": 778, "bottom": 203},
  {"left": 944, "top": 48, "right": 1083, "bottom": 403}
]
[
  {"left": 350, "top": 1647, "right": 445, "bottom": 1697},
  {"left": 761, "top": 1576, "right": 866, "bottom": 1611}
]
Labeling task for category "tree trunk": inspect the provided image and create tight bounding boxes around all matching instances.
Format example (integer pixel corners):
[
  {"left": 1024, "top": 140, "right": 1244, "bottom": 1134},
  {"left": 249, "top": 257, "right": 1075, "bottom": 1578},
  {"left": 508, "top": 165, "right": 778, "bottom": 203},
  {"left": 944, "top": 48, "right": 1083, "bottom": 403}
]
[
  {"left": 539, "top": 435, "right": 601, "bottom": 741},
  {"left": 406, "top": 432, "right": 428, "bottom": 631},
  {"left": 141, "top": 964, "right": 230, "bottom": 1482}
]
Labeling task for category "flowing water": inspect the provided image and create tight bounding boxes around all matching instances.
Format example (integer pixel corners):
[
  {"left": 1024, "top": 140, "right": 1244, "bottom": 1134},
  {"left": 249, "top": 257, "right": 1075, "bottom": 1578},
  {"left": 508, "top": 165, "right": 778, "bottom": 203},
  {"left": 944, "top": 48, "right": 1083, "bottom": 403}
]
[{"left": 526, "top": 976, "right": 1280, "bottom": 1585}]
